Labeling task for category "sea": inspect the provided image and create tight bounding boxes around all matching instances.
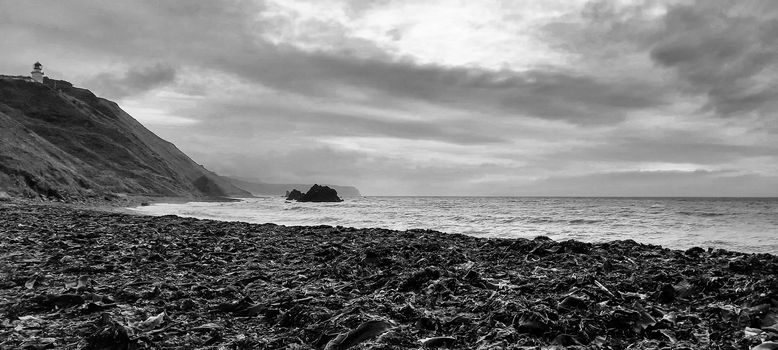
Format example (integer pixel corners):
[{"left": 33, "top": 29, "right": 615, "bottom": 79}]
[{"left": 130, "top": 196, "right": 778, "bottom": 255}]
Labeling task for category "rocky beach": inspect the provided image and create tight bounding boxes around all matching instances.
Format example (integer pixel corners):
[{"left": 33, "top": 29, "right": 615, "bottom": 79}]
[
  {"left": 4, "top": 1, "right": 778, "bottom": 348},
  {"left": 1, "top": 200, "right": 777, "bottom": 349}
]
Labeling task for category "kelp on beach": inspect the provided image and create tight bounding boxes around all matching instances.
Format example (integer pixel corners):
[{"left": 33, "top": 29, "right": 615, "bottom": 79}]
[{"left": 1, "top": 202, "right": 777, "bottom": 349}]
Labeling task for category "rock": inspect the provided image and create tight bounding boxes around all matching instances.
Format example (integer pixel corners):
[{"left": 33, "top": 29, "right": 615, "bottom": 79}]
[
  {"left": 83, "top": 314, "right": 136, "bottom": 350},
  {"left": 324, "top": 320, "right": 394, "bottom": 350},
  {"left": 514, "top": 311, "right": 549, "bottom": 335},
  {"left": 190, "top": 322, "right": 223, "bottom": 332},
  {"left": 4, "top": 203, "right": 778, "bottom": 349},
  {"left": 286, "top": 189, "right": 304, "bottom": 201},
  {"left": 655, "top": 283, "right": 677, "bottom": 303},
  {"left": 19, "top": 337, "right": 57, "bottom": 350},
  {"left": 463, "top": 270, "right": 498, "bottom": 290},
  {"left": 420, "top": 336, "right": 456, "bottom": 348},
  {"left": 416, "top": 316, "right": 438, "bottom": 331},
  {"left": 558, "top": 295, "right": 588, "bottom": 311},
  {"left": 136, "top": 311, "right": 166, "bottom": 331},
  {"left": 685, "top": 246, "right": 705, "bottom": 257},
  {"left": 33, "top": 293, "right": 85, "bottom": 310},
  {"left": 552, "top": 334, "right": 582, "bottom": 346},
  {"left": 299, "top": 184, "right": 343, "bottom": 202},
  {"left": 399, "top": 267, "right": 441, "bottom": 292}
]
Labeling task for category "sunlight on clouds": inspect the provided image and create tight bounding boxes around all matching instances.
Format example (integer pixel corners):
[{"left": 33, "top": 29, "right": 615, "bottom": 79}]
[
  {"left": 119, "top": 89, "right": 206, "bottom": 127},
  {"left": 2, "top": 0, "right": 775, "bottom": 195},
  {"left": 254, "top": 1, "right": 349, "bottom": 49},
  {"left": 636, "top": 162, "right": 709, "bottom": 172},
  {"left": 257, "top": 0, "right": 583, "bottom": 70},
  {"left": 321, "top": 136, "right": 523, "bottom": 168},
  {"left": 356, "top": 0, "right": 586, "bottom": 69}
]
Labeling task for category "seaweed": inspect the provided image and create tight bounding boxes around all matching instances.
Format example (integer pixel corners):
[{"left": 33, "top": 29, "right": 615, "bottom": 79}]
[{"left": 1, "top": 202, "right": 777, "bottom": 349}]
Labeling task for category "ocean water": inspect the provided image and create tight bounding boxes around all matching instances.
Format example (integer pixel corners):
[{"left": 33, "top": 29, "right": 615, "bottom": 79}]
[{"left": 130, "top": 197, "right": 778, "bottom": 254}]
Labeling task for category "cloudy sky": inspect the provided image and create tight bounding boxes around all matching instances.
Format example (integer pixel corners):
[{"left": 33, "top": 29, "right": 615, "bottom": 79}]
[{"left": 2, "top": 0, "right": 777, "bottom": 196}]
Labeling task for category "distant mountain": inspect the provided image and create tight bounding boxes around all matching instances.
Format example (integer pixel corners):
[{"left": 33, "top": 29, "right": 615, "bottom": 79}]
[
  {"left": 227, "top": 177, "right": 361, "bottom": 197},
  {"left": 0, "top": 77, "right": 250, "bottom": 200}
]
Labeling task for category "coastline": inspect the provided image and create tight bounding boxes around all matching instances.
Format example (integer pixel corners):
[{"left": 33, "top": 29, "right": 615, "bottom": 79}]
[
  {"left": 122, "top": 196, "right": 778, "bottom": 255},
  {"left": 4, "top": 194, "right": 248, "bottom": 217},
  {"left": 1, "top": 201, "right": 777, "bottom": 349}
]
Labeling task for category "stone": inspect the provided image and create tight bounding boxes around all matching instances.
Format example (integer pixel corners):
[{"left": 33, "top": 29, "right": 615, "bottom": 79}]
[
  {"left": 286, "top": 189, "right": 304, "bottom": 201},
  {"left": 299, "top": 184, "right": 343, "bottom": 202}
]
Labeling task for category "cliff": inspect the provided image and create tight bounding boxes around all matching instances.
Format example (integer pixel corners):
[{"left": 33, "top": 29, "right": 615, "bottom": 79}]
[{"left": 0, "top": 77, "right": 250, "bottom": 200}]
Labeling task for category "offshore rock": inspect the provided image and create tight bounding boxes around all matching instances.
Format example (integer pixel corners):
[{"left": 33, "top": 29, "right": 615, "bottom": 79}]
[
  {"left": 299, "top": 184, "right": 343, "bottom": 202},
  {"left": 230, "top": 177, "right": 361, "bottom": 197},
  {"left": 286, "top": 189, "right": 304, "bottom": 201}
]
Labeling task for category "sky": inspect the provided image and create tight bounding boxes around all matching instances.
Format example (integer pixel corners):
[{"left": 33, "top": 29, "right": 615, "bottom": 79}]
[{"left": 1, "top": 0, "right": 777, "bottom": 196}]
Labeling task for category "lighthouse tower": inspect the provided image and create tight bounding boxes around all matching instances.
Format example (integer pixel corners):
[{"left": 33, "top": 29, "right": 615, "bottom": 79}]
[{"left": 31, "top": 62, "right": 44, "bottom": 83}]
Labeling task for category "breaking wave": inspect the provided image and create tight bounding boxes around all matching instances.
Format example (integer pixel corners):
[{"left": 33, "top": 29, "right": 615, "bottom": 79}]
[{"left": 130, "top": 196, "right": 778, "bottom": 254}]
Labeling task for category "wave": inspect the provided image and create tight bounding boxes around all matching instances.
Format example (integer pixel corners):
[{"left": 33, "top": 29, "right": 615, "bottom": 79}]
[
  {"left": 568, "top": 218, "right": 603, "bottom": 225},
  {"left": 129, "top": 196, "right": 778, "bottom": 254},
  {"left": 527, "top": 217, "right": 559, "bottom": 224},
  {"left": 523, "top": 217, "right": 602, "bottom": 225},
  {"left": 284, "top": 206, "right": 318, "bottom": 212},
  {"left": 678, "top": 211, "right": 727, "bottom": 217}
]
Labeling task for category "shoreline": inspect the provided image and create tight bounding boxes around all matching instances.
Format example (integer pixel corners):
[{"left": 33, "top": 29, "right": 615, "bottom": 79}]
[
  {"left": 0, "top": 195, "right": 248, "bottom": 217},
  {"left": 122, "top": 196, "right": 778, "bottom": 256},
  {"left": 1, "top": 201, "right": 777, "bottom": 349}
]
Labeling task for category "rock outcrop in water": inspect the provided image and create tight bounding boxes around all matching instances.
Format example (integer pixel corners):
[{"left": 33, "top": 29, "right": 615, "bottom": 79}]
[
  {"left": 232, "top": 177, "right": 360, "bottom": 197},
  {"left": 286, "top": 185, "right": 343, "bottom": 202},
  {"left": 286, "top": 189, "right": 304, "bottom": 201},
  {"left": 299, "top": 184, "right": 343, "bottom": 202}
]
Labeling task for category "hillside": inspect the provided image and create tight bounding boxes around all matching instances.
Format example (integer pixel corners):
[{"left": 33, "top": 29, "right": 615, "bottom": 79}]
[
  {"left": 227, "top": 177, "right": 361, "bottom": 197},
  {"left": 0, "top": 77, "right": 250, "bottom": 200}
]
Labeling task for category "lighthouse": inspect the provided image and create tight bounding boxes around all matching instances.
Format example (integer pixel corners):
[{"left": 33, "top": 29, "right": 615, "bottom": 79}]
[{"left": 31, "top": 62, "right": 44, "bottom": 83}]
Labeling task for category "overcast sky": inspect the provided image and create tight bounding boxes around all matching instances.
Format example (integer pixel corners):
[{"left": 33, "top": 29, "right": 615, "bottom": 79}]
[{"left": 2, "top": 0, "right": 777, "bottom": 196}]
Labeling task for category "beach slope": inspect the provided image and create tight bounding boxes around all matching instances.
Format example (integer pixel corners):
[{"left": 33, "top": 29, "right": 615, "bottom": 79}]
[{"left": 1, "top": 202, "right": 776, "bottom": 349}]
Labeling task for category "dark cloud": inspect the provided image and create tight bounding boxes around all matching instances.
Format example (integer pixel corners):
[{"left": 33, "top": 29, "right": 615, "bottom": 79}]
[
  {"left": 1, "top": 0, "right": 776, "bottom": 195},
  {"left": 1, "top": 0, "right": 669, "bottom": 124},
  {"left": 212, "top": 47, "right": 668, "bottom": 124},
  {"left": 0, "top": 0, "right": 258, "bottom": 76},
  {"left": 544, "top": 0, "right": 665, "bottom": 51},
  {"left": 650, "top": 0, "right": 778, "bottom": 116},
  {"left": 86, "top": 64, "right": 176, "bottom": 99}
]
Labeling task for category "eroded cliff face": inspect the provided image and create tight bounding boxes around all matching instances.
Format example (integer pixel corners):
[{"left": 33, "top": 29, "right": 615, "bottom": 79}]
[{"left": 0, "top": 77, "right": 250, "bottom": 200}]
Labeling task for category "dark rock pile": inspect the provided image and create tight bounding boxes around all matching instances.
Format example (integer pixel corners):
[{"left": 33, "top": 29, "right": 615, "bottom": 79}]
[
  {"left": 287, "top": 184, "right": 343, "bottom": 202},
  {"left": 286, "top": 189, "right": 304, "bottom": 201},
  {"left": 1, "top": 202, "right": 777, "bottom": 349}
]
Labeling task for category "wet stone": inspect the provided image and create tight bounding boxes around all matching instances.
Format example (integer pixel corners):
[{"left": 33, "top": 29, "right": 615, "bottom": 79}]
[{"left": 1, "top": 202, "right": 777, "bottom": 349}]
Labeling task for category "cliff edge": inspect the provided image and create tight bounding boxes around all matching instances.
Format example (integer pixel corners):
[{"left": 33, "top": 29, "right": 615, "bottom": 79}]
[{"left": 0, "top": 77, "right": 250, "bottom": 200}]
